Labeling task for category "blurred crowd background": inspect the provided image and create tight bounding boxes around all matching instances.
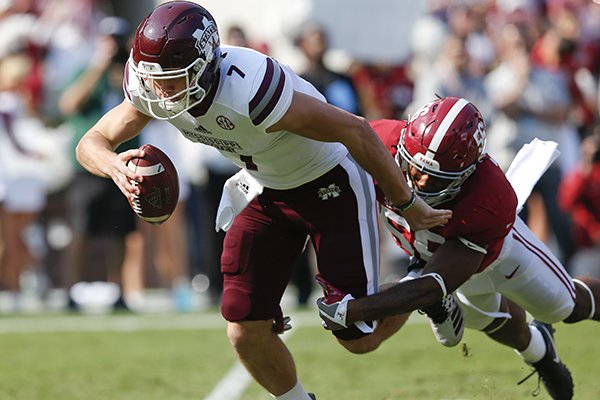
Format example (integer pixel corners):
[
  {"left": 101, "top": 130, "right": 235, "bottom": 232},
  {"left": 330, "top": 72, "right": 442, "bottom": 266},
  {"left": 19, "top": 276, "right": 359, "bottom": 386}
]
[{"left": 1, "top": 0, "right": 600, "bottom": 315}]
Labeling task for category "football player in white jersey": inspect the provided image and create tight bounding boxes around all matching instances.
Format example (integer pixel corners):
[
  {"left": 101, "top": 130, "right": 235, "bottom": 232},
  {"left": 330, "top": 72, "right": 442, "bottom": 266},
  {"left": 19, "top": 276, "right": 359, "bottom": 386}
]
[{"left": 75, "top": 2, "right": 451, "bottom": 399}]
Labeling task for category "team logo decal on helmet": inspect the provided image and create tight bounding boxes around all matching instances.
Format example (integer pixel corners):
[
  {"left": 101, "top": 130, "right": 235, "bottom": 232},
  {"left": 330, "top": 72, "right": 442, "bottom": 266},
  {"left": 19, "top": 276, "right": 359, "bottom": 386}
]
[
  {"left": 398, "top": 97, "right": 486, "bottom": 206},
  {"left": 193, "top": 16, "right": 219, "bottom": 60}
]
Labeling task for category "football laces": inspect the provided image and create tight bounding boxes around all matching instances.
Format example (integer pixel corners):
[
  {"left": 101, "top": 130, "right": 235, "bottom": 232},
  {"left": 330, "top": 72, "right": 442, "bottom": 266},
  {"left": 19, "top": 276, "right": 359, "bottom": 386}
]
[{"left": 130, "top": 180, "right": 143, "bottom": 215}]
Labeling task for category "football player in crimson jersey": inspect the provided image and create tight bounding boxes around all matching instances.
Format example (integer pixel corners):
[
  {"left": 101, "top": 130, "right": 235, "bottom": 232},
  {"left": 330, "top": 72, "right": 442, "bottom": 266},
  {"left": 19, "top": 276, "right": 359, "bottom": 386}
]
[
  {"left": 318, "top": 97, "right": 600, "bottom": 400},
  {"left": 74, "top": 2, "right": 451, "bottom": 399}
]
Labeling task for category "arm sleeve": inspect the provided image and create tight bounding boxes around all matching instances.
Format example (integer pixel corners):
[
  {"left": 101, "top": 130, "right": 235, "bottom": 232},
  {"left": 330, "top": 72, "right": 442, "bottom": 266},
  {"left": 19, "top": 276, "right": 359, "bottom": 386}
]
[{"left": 247, "top": 57, "right": 294, "bottom": 130}]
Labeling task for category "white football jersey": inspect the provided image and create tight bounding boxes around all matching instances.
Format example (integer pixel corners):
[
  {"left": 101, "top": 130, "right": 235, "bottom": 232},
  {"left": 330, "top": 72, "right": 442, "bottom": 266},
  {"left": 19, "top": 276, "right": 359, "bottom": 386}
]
[{"left": 124, "top": 45, "right": 348, "bottom": 189}]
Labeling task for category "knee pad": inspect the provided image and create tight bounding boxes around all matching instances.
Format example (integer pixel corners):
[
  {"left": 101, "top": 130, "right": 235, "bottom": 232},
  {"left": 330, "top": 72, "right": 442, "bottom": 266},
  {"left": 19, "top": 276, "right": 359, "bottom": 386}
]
[{"left": 482, "top": 316, "right": 511, "bottom": 334}]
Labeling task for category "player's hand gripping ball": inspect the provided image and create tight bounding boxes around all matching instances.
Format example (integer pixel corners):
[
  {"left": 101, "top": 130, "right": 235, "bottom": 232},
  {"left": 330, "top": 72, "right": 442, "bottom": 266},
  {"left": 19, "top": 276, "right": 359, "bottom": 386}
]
[{"left": 127, "top": 144, "right": 179, "bottom": 224}]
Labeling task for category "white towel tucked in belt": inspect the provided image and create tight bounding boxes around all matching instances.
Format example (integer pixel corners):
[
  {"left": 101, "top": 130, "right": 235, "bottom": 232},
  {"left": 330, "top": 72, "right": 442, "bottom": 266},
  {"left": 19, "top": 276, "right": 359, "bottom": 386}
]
[
  {"left": 215, "top": 169, "right": 264, "bottom": 232},
  {"left": 504, "top": 138, "right": 560, "bottom": 213}
]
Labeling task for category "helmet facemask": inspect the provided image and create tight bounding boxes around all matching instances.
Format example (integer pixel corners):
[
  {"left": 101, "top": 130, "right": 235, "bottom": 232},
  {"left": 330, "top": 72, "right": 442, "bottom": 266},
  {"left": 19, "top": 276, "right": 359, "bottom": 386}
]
[
  {"left": 131, "top": 55, "right": 211, "bottom": 120},
  {"left": 397, "top": 128, "right": 478, "bottom": 207},
  {"left": 396, "top": 97, "right": 486, "bottom": 207}
]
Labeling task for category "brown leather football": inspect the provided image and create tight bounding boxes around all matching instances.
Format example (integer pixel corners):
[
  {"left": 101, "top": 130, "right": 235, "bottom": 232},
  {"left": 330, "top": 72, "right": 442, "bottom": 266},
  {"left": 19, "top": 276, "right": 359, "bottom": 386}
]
[{"left": 127, "top": 144, "right": 179, "bottom": 224}]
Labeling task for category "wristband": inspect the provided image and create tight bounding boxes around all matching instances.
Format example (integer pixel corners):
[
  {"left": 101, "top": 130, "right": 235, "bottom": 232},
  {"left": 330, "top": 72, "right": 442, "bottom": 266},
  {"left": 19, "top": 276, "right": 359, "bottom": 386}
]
[
  {"left": 394, "top": 189, "right": 417, "bottom": 212},
  {"left": 420, "top": 272, "right": 448, "bottom": 297}
]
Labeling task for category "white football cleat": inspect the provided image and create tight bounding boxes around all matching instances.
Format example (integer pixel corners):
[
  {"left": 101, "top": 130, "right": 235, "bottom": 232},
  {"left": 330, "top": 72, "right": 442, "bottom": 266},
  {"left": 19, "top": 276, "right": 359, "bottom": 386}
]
[{"left": 419, "top": 292, "right": 464, "bottom": 347}]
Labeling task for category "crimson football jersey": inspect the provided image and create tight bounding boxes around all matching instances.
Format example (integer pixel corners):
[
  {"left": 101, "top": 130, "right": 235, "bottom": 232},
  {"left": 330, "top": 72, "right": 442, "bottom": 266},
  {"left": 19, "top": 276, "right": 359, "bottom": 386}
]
[{"left": 371, "top": 119, "right": 518, "bottom": 272}]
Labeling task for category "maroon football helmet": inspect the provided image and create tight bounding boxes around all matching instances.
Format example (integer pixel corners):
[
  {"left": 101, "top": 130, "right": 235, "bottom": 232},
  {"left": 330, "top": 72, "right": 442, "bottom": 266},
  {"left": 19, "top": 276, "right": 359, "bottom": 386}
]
[
  {"left": 398, "top": 97, "right": 486, "bottom": 206},
  {"left": 130, "top": 1, "right": 221, "bottom": 119}
]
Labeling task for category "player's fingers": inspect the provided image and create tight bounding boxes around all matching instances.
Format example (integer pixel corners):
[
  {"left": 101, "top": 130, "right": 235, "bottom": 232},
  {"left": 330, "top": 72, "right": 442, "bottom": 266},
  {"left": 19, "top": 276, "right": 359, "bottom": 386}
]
[
  {"left": 119, "top": 148, "right": 145, "bottom": 162},
  {"left": 116, "top": 150, "right": 144, "bottom": 183},
  {"left": 416, "top": 215, "right": 450, "bottom": 230},
  {"left": 108, "top": 159, "right": 140, "bottom": 200},
  {"left": 409, "top": 216, "right": 447, "bottom": 230},
  {"left": 431, "top": 208, "right": 452, "bottom": 225},
  {"left": 403, "top": 199, "right": 451, "bottom": 230},
  {"left": 113, "top": 172, "right": 140, "bottom": 200}
]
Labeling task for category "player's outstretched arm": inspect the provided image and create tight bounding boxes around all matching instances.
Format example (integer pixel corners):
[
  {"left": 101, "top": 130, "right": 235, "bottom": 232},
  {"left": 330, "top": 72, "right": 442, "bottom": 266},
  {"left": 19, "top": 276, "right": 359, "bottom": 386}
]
[
  {"left": 268, "top": 91, "right": 451, "bottom": 230},
  {"left": 76, "top": 100, "right": 152, "bottom": 201},
  {"left": 318, "top": 239, "right": 483, "bottom": 327},
  {"left": 318, "top": 274, "right": 442, "bottom": 329}
]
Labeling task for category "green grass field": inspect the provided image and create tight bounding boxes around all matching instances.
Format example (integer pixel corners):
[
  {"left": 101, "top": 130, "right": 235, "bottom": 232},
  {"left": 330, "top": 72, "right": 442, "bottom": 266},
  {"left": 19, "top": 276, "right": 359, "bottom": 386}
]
[{"left": 1, "top": 310, "right": 598, "bottom": 400}]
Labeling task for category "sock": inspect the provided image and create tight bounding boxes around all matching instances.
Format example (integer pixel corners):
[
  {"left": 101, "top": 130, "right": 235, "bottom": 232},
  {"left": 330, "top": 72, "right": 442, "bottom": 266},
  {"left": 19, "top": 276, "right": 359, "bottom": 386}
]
[
  {"left": 516, "top": 325, "right": 546, "bottom": 363},
  {"left": 272, "top": 380, "right": 312, "bottom": 400}
]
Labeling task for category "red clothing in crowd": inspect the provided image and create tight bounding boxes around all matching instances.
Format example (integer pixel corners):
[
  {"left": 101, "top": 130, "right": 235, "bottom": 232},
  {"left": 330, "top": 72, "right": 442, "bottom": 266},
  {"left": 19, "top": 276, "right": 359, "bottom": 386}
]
[{"left": 558, "top": 163, "right": 600, "bottom": 247}]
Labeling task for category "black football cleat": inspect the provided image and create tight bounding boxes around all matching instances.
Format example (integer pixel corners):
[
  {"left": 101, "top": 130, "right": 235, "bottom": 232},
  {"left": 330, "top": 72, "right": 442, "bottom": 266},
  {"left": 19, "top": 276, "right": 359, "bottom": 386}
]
[
  {"left": 308, "top": 394, "right": 316, "bottom": 400},
  {"left": 518, "top": 321, "right": 573, "bottom": 399}
]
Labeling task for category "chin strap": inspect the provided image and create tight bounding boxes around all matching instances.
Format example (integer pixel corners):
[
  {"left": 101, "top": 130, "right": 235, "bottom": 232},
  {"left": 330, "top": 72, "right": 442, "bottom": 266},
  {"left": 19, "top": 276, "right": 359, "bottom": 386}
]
[{"left": 420, "top": 272, "right": 448, "bottom": 298}]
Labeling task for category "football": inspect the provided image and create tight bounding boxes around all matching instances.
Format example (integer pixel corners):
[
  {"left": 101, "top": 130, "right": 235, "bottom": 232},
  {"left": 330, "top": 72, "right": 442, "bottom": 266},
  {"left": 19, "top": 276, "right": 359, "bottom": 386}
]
[{"left": 126, "top": 144, "right": 179, "bottom": 225}]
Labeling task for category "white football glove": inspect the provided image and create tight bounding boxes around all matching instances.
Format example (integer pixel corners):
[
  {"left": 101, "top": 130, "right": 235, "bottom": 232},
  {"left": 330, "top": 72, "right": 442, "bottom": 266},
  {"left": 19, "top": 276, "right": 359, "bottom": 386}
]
[{"left": 316, "top": 294, "right": 354, "bottom": 331}]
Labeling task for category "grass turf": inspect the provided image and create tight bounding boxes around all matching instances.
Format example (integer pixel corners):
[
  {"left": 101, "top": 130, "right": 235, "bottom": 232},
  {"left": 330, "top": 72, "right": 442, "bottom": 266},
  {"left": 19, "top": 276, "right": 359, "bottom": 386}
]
[{"left": 1, "top": 311, "right": 598, "bottom": 400}]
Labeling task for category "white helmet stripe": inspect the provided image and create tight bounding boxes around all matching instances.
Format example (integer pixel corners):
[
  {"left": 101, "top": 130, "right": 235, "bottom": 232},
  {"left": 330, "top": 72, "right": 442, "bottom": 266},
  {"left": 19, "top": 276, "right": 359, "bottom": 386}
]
[{"left": 425, "top": 98, "right": 469, "bottom": 159}]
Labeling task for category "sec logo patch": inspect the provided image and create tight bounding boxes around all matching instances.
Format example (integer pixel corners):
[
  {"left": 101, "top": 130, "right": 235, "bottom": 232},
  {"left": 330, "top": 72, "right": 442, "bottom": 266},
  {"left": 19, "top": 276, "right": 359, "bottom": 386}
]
[{"left": 216, "top": 115, "right": 234, "bottom": 130}]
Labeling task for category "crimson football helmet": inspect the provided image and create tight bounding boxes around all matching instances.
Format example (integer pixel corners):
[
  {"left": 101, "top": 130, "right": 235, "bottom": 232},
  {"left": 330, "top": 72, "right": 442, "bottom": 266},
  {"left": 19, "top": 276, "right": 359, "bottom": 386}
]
[
  {"left": 398, "top": 97, "right": 486, "bottom": 206},
  {"left": 130, "top": 1, "right": 221, "bottom": 119}
]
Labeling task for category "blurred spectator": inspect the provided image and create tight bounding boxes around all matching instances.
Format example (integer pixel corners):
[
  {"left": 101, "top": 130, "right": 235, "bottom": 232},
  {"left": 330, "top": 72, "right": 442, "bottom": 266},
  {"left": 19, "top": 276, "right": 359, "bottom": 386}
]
[
  {"left": 558, "top": 128, "right": 600, "bottom": 279},
  {"left": 37, "top": 0, "right": 107, "bottom": 120},
  {"left": 446, "top": 0, "right": 496, "bottom": 75},
  {"left": 58, "top": 16, "right": 139, "bottom": 311},
  {"left": 545, "top": 4, "right": 599, "bottom": 136},
  {"left": 0, "top": 163, "right": 3, "bottom": 289},
  {"left": 408, "top": 10, "right": 448, "bottom": 115},
  {"left": 484, "top": 22, "right": 535, "bottom": 168},
  {"left": 295, "top": 20, "right": 361, "bottom": 115},
  {"left": 351, "top": 61, "right": 414, "bottom": 120},
  {"left": 225, "top": 23, "right": 270, "bottom": 55},
  {"left": 0, "top": 1, "right": 37, "bottom": 59},
  {"left": 412, "top": 32, "right": 493, "bottom": 121},
  {"left": 0, "top": 52, "right": 48, "bottom": 312},
  {"left": 0, "top": 0, "right": 44, "bottom": 114},
  {"left": 484, "top": 20, "right": 575, "bottom": 262}
]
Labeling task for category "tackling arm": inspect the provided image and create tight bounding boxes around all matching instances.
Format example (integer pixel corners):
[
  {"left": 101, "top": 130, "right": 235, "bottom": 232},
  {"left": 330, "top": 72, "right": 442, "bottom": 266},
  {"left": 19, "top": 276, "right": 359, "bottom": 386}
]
[
  {"left": 268, "top": 91, "right": 451, "bottom": 230},
  {"left": 343, "top": 239, "right": 484, "bottom": 324}
]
